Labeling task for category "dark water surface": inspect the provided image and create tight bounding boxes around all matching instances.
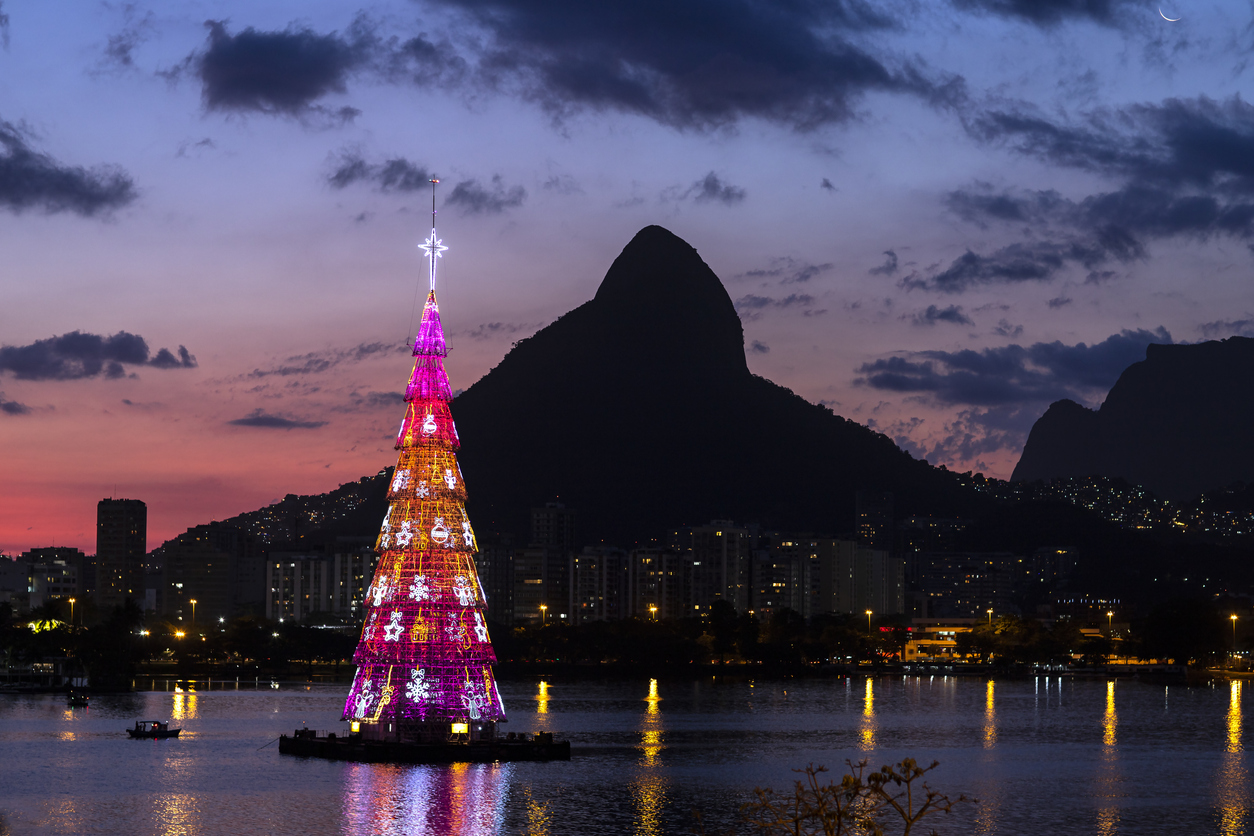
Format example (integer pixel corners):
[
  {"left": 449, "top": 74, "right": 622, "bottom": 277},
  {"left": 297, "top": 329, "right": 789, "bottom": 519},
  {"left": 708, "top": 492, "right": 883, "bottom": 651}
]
[{"left": 0, "top": 675, "right": 1249, "bottom": 835}]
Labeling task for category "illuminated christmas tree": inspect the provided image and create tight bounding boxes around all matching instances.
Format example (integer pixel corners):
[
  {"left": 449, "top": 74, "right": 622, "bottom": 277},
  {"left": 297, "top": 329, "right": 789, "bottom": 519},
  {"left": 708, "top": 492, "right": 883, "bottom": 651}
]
[{"left": 343, "top": 189, "right": 505, "bottom": 740}]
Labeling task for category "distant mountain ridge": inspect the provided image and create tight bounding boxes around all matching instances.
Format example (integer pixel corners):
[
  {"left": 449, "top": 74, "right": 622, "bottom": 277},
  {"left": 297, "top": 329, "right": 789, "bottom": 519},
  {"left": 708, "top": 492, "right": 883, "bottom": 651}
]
[
  {"left": 1012, "top": 337, "right": 1254, "bottom": 500},
  {"left": 450, "top": 225, "right": 973, "bottom": 543}
]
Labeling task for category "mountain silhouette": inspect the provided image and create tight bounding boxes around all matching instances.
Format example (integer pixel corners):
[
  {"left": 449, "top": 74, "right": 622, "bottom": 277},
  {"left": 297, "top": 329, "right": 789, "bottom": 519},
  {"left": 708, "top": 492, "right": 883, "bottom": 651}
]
[
  {"left": 451, "top": 225, "right": 968, "bottom": 543},
  {"left": 1012, "top": 337, "right": 1254, "bottom": 500}
]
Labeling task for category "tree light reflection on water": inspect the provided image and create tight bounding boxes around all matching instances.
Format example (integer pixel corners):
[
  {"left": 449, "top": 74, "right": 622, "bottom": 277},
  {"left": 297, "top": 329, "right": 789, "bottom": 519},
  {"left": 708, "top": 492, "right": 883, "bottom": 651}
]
[{"left": 0, "top": 676, "right": 1249, "bottom": 836}]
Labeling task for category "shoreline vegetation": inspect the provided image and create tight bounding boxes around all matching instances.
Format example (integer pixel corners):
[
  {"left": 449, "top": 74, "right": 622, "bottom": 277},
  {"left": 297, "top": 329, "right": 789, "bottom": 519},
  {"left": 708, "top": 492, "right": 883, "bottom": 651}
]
[{"left": 696, "top": 760, "right": 976, "bottom": 836}]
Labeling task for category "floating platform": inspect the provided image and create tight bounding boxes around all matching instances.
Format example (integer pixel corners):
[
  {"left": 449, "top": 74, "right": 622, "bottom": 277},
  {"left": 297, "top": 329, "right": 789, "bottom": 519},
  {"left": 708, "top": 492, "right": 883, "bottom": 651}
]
[{"left": 278, "top": 729, "right": 571, "bottom": 764}]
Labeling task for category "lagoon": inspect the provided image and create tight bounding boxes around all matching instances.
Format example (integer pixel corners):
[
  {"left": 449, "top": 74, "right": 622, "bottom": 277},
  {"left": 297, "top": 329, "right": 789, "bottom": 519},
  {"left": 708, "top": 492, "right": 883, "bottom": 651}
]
[{"left": 0, "top": 675, "right": 1248, "bottom": 835}]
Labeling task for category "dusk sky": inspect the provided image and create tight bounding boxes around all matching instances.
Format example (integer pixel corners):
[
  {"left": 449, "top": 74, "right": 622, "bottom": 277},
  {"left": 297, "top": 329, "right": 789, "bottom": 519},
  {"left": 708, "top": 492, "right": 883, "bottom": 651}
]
[{"left": 3, "top": 0, "right": 1253, "bottom": 555}]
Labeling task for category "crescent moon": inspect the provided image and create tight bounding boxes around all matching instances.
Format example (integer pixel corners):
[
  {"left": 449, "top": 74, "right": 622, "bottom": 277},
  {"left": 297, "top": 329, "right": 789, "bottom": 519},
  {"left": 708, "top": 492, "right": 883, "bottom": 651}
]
[{"left": 1159, "top": 7, "right": 1180, "bottom": 21}]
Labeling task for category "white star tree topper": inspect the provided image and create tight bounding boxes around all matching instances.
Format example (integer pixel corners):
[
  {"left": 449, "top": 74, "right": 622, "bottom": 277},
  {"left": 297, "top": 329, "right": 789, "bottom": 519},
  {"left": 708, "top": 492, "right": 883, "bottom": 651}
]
[{"left": 419, "top": 229, "right": 448, "bottom": 291}]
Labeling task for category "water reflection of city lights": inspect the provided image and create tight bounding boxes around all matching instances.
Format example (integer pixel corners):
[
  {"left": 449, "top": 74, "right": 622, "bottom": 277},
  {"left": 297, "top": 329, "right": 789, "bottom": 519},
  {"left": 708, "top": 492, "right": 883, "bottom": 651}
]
[
  {"left": 536, "top": 681, "right": 549, "bottom": 715},
  {"left": 983, "top": 680, "right": 996, "bottom": 749},
  {"left": 1096, "top": 681, "right": 1120, "bottom": 836},
  {"left": 645, "top": 678, "right": 660, "bottom": 714},
  {"left": 341, "top": 762, "right": 512, "bottom": 836},
  {"left": 1103, "top": 681, "right": 1117, "bottom": 747},
  {"left": 633, "top": 678, "right": 668, "bottom": 835},
  {"left": 859, "top": 678, "right": 875, "bottom": 750},
  {"left": 156, "top": 793, "right": 200, "bottom": 836},
  {"left": 522, "top": 784, "right": 551, "bottom": 836},
  {"left": 171, "top": 690, "right": 198, "bottom": 721},
  {"left": 1217, "top": 681, "right": 1247, "bottom": 836}
]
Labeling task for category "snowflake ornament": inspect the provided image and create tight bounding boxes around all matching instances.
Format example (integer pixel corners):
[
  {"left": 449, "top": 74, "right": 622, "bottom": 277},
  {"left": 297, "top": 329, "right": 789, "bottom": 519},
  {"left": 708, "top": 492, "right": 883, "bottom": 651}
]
[
  {"left": 391, "top": 469, "right": 411, "bottom": 492},
  {"left": 416, "top": 480, "right": 430, "bottom": 498},
  {"left": 408, "top": 574, "right": 431, "bottom": 602},
  {"left": 406, "top": 668, "right": 432, "bottom": 703}
]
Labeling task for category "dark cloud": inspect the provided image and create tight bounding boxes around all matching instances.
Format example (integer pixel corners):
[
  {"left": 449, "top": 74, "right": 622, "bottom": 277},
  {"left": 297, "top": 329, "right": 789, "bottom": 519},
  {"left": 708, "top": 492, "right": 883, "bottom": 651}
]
[
  {"left": 1048, "top": 296, "right": 1073, "bottom": 309},
  {"left": 952, "top": 0, "right": 1133, "bottom": 27},
  {"left": 346, "top": 390, "right": 405, "bottom": 410},
  {"left": 750, "top": 340, "right": 770, "bottom": 354},
  {"left": 911, "top": 304, "right": 972, "bottom": 326},
  {"left": 933, "top": 96, "right": 1254, "bottom": 290},
  {"left": 905, "top": 235, "right": 1140, "bottom": 293},
  {"left": 149, "top": 346, "right": 198, "bottom": 369},
  {"left": 101, "top": 7, "right": 155, "bottom": 70},
  {"left": 248, "top": 342, "right": 398, "bottom": 378},
  {"left": 993, "top": 319, "right": 1024, "bottom": 338},
  {"left": 228, "top": 409, "right": 327, "bottom": 429},
  {"left": 0, "top": 331, "right": 197, "bottom": 381},
  {"left": 734, "top": 293, "right": 817, "bottom": 321},
  {"left": 0, "top": 121, "right": 136, "bottom": 216},
  {"left": 465, "top": 322, "right": 541, "bottom": 341},
  {"left": 0, "top": 2, "right": 9, "bottom": 48},
  {"left": 820, "top": 178, "right": 836, "bottom": 192},
  {"left": 197, "top": 20, "right": 369, "bottom": 116},
  {"left": 429, "top": 0, "right": 962, "bottom": 131},
  {"left": 685, "top": 172, "right": 745, "bottom": 205},
  {"left": 744, "top": 257, "right": 833, "bottom": 284},
  {"left": 1198, "top": 318, "right": 1254, "bottom": 339},
  {"left": 445, "top": 175, "right": 527, "bottom": 215},
  {"left": 922, "top": 405, "right": 1044, "bottom": 470},
  {"left": 327, "top": 151, "right": 433, "bottom": 192},
  {"left": 542, "top": 174, "right": 582, "bottom": 195},
  {"left": 868, "top": 249, "right": 898, "bottom": 276},
  {"left": 0, "top": 392, "right": 29, "bottom": 416},
  {"left": 855, "top": 326, "right": 1172, "bottom": 406}
]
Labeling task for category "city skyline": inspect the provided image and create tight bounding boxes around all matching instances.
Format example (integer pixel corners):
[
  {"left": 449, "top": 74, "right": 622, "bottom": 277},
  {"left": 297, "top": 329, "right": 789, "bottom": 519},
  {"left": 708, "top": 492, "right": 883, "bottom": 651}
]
[{"left": 4, "top": 0, "right": 1254, "bottom": 554}]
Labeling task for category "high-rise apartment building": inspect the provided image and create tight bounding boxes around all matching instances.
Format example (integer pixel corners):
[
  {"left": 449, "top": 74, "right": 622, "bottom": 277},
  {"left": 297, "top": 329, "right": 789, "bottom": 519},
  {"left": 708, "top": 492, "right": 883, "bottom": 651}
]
[
  {"left": 855, "top": 490, "right": 895, "bottom": 553},
  {"left": 96, "top": 498, "right": 146, "bottom": 610},
  {"left": 675, "top": 521, "right": 750, "bottom": 613}
]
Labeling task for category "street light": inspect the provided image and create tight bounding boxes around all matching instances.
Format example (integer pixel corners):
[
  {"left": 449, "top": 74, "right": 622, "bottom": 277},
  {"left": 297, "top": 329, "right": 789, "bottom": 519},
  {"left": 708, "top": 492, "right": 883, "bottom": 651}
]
[
  {"left": 190, "top": 599, "right": 197, "bottom": 629},
  {"left": 1107, "top": 611, "right": 1114, "bottom": 632},
  {"left": 68, "top": 598, "right": 75, "bottom": 627},
  {"left": 866, "top": 610, "right": 873, "bottom": 634},
  {"left": 987, "top": 608, "right": 993, "bottom": 625},
  {"left": 649, "top": 605, "right": 658, "bottom": 622},
  {"left": 1233, "top": 615, "right": 1239, "bottom": 654},
  {"left": 539, "top": 604, "right": 547, "bottom": 625}
]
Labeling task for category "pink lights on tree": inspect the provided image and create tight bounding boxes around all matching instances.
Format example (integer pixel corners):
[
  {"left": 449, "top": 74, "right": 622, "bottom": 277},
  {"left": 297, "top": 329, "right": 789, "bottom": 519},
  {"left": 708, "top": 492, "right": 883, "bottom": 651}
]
[{"left": 342, "top": 241, "right": 505, "bottom": 728}]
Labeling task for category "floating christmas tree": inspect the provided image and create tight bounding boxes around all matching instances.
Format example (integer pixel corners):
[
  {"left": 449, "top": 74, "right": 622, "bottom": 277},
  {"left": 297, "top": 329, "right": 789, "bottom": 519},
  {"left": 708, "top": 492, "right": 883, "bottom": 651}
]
[{"left": 343, "top": 182, "right": 505, "bottom": 740}]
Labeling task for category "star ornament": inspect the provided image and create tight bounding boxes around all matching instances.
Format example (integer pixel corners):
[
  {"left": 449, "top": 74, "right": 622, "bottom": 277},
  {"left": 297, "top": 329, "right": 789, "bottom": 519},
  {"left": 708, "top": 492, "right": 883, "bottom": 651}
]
[
  {"left": 383, "top": 611, "right": 404, "bottom": 642},
  {"left": 419, "top": 230, "right": 448, "bottom": 261}
]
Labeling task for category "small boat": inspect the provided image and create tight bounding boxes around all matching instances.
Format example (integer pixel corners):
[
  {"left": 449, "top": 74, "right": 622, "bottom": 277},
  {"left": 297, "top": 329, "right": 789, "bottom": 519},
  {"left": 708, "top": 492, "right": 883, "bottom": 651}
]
[
  {"left": 67, "top": 691, "right": 89, "bottom": 707},
  {"left": 127, "top": 720, "right": 181, "bottom": 739}
]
